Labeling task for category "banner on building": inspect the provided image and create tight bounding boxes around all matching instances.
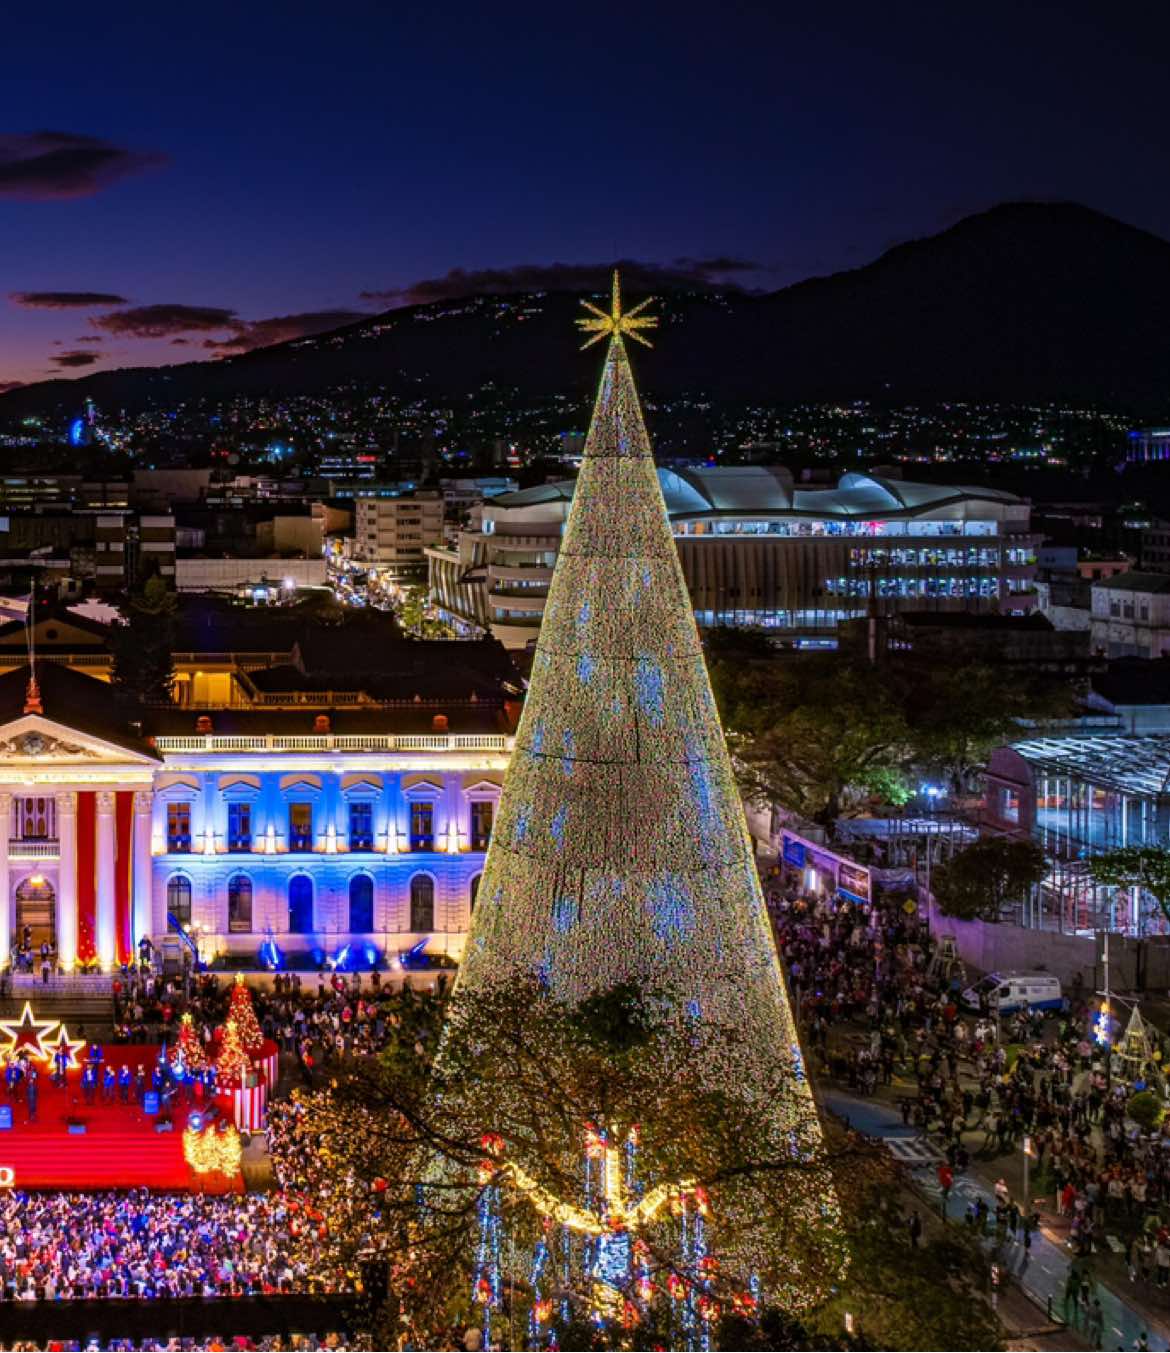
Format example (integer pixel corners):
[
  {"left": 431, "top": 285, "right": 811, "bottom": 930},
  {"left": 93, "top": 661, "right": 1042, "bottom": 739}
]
[{"left": 780, "top": 830, "right": 871, "bottom": 904}]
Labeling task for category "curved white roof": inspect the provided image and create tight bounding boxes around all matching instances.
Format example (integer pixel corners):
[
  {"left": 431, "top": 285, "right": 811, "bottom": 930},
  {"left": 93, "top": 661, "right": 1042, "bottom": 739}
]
[{"left": 490, "top": 467, "right": 1024, "bottom": 522}]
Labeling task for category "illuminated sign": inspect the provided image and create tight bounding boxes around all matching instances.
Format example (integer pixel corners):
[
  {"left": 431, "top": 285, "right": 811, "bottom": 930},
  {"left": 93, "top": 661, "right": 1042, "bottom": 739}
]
[
  {"left": 837, "top": 860, "right": 872, "bottom": 904},
  {"left": 0, "top": 1168, "right": 13, "bottom": 1189}
]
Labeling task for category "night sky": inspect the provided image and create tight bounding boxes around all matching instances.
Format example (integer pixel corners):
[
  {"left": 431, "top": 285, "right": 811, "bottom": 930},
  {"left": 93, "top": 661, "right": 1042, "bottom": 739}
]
[{"left": 3, "top": 0, "right": 1169, "bottom": 390}]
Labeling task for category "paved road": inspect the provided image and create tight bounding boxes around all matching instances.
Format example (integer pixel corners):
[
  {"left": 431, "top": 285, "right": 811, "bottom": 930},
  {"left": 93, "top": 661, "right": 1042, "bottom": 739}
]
[{"left": 825, "top": 1089, "right": 1168, "bottom": 1351}]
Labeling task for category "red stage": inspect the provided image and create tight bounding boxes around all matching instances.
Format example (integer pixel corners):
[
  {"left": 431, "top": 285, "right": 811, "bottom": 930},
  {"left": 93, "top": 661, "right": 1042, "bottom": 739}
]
[{"left": 0, "top": 1045, "right": 242, "bottom": 1192}]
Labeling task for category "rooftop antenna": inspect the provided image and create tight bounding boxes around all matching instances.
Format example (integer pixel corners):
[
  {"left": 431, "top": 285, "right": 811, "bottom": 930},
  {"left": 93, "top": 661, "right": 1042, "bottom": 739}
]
[{"left": 23, "top": 587, "right": 41, "bottom": 716}]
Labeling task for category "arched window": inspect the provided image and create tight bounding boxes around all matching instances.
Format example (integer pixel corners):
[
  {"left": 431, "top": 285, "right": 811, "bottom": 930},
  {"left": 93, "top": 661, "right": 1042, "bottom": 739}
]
[
  {"left": 469, "top": 874, "right": 482, "bottom": 912},
  {"left": 409, "top": 874, "right": 435, "bottom": 932},
  {"left": 167, "top": 875, "right": 192, "bottom": 931},
  {"left": 227, "top": 874, "right": 252, "bottom": 933},
  {"left": 349, "top": 874, "right": 374, "bottom": 933},
  {"left": 288, "top": 875, "right": 313, "bottom": 934}
]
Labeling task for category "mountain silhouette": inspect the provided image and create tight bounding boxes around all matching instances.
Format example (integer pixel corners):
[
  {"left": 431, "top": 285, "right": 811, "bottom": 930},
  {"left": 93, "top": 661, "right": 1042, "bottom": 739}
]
[{"left": 4, "top": 202, "right": 1168, "bottom": 417}]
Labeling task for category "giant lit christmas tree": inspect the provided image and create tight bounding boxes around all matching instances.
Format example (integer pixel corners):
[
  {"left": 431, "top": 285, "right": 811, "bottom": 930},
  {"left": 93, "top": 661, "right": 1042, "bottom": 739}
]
[{"left": 430, "top": 275, "right": 844, "bottom": 1340}]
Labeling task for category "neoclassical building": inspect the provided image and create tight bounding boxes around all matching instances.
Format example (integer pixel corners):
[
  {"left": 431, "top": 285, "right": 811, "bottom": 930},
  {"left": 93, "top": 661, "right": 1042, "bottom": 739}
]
[{"left": 0, "top": 663, "right": 511, "bottom": 970}]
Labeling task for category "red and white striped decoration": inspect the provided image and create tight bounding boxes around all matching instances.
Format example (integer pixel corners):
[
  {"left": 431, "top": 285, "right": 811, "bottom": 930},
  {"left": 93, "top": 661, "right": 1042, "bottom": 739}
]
[{"left": 217, "top": 1081, "right": 267, "bottom": 1131}]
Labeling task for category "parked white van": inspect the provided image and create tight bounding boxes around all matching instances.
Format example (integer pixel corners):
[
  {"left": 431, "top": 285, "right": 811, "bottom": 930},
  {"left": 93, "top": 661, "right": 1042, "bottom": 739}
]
[{"left": 961, "top": 972, "right": 1063, "bottom": 1014}]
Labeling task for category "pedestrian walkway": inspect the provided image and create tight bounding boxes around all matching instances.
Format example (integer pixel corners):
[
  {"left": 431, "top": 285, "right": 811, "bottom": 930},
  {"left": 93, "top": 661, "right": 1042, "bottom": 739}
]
[
  {"left": 885, "top": 1136, "right": 947, "bottom": 1166},
  {"left": 826, "top": 1089, "right": 1169, "bottom": 1351}
]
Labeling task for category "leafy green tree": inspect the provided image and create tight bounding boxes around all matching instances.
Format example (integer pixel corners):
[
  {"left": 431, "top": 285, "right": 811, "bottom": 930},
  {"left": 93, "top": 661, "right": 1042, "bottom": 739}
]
[
  {"left": 806, "top": 1127, "right": 1001, "bottom": 1351},
  {"left": 706, "top": 638, "right": 911, "bottom": 827},
  {"left": 109, "top": 576, "right": 177, "bottom": 704},
  {"left": 706, "top": 629, "right": 1078, "bottom": 827},
  {"left": 395, "top": 583, "right": 454, "bottom": 638},
  {"left": 1128, "top": 1089, "right": 1164, "bottom": 1132},
  {"left": 1087, "top": 846, "right": 1170, "bottom": 926},
  {"left": 905, "top": 659, "right": 1077, "bottom": 796},
  {"left": 932, "top": 836, "right": 1047, "bottom": 921},
  {"left": 275, "top": 980, "right": 849, "bottom": 1348}
]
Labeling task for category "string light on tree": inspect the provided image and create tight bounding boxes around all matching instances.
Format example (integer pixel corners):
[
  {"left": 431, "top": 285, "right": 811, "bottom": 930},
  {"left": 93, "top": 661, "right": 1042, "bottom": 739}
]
[
  {"left": 227, "top": 974, "right": 263, "bottom": 1050},
  {"left": 183, "top": 1123, "right": 243, "bottom": 1177},
  {"left": 172, "top": 1012, "right": 208, "bottom": 1076},
  {"left": 429, "top": 271, "right": 846, "bottom": 1334},
  {"left": 215, "top": 1018, "right": 252, "bottom": 1084}
]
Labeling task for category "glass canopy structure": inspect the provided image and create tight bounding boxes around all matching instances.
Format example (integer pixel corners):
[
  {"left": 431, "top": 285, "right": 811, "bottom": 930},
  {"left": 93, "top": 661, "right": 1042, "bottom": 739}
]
[{"left": 984, "top": 734, "right": 1170, "bottom": 934}]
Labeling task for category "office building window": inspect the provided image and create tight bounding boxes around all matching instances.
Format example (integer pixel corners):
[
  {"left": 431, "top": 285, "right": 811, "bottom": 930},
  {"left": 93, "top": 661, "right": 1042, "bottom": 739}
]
[
  {"left": 167, "top": 802, "right": 192, "bottom": 853},
  {"left": 410, "top": 802, "right": 434, "bottom": 851},
  {"left": 289, "top": 802, "right": 313, "bottom": 853},
  {"left": 288, "top": 875, "right": 313, "bottom": 933},
  {"left": 227, "top": 875, "right": 252, "bottom": 933},
  {"left": 227, "top": 802, "right": 252, "bottom": 852},
  {"left": 349, "top": 801, "right": 374, "bottom": 851},
  {"left": 349, "top": 875, "right": 374, "bottom": 933},
  {"left": 409, "top": 874, "right": 435, "bottom": 931},
  {"left": 470, "top": 801, "right": 494, "bottom": 850},
  {"left": 167, "top": 876, "right": 192, "bottom": 930}
]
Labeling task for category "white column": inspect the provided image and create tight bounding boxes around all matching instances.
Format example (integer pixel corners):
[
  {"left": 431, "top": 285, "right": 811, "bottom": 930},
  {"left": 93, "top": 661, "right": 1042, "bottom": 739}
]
[
  {"left": 200, "top": 772, "right": 218, "bottom": 855},
  {"left": 0, "top": 793, "right": 10, "bottom": 968},
  {"left": 95, "top": 791, "right": 117, "bottom": 969},
  {"left": 132, "top": 790, "right": 153, "bottom": 951},
  {"left": 57, "top": 791, "right": 77, "bottom": 971}
]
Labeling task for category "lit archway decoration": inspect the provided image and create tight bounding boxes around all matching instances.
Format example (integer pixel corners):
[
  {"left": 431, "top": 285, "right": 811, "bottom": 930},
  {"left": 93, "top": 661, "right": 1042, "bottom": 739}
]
[
  {"left": 483, "top": 1127, "right": 699, "bottom": 1236},
  {"left": 478, "top": 1126, "right": 722, "bottom": 1328}
]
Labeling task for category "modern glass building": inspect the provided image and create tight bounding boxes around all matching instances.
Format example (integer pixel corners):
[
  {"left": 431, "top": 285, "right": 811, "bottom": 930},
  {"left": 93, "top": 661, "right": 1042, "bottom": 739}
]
[{"left": 427, "top": 466, "right": 1037, "bottom": 647}]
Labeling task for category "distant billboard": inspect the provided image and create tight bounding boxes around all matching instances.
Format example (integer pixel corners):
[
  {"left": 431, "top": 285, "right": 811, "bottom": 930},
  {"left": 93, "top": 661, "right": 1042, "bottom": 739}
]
[{"left": 781, "top": 830, "right": 871, "bottom": 904}]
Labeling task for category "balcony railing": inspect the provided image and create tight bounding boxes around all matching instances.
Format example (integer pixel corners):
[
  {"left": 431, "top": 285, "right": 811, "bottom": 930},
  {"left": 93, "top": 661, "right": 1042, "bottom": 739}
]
[
  {"left": 154, "top": 733, "right": 513, "bottom": 753},
  {"left": 8, "top": 839, "right": 59, "bottom": 858}
]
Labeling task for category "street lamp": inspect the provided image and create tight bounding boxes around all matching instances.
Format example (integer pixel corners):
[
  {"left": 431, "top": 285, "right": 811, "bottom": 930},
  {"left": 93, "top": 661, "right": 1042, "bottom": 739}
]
[{"left": 1022, "top": 1133, "right": 1035, "bottom": 1212}]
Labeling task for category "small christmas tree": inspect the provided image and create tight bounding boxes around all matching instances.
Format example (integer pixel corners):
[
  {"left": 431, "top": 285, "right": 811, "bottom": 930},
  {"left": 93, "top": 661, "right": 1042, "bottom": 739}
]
[
  {"left": 216, "top": 1017, "right": 252, "bottom": 1085},
  {"left": 172, "top": 1012, "right": 208, "bottom": 1076},
  {"left": 228, "top": 973, "right": 263, "bottom": 1050}
]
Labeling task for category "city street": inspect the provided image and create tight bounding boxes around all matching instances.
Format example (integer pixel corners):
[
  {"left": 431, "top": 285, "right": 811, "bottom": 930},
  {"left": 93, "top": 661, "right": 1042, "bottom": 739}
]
[{"left": 826, "top": 1088, "right": 1168, "bottom": 1351}]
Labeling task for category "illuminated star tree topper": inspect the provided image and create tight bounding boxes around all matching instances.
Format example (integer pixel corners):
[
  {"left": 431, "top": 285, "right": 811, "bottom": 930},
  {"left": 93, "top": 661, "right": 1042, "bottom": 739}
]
[{"left": 576, "top": 269, "right": 658, "bottom": 348}]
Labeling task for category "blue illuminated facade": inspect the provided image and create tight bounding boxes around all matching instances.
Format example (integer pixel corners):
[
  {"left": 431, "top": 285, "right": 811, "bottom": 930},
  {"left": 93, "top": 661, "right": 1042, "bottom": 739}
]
[{"left": 149, "top": 730, "right": 507, "bottom": 964}]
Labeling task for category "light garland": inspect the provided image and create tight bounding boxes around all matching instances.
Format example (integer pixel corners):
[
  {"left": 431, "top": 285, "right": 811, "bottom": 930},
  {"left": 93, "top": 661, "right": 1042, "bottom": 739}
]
[
  {"left": 183, "top": 1123, "right": 243, "bottom": 1176},
  {"left": 486, "top": 1127, "right": 697, "bottom": 1237},
  {"left": 430, "top": 273, "right": 846, "bottom": 1331}
]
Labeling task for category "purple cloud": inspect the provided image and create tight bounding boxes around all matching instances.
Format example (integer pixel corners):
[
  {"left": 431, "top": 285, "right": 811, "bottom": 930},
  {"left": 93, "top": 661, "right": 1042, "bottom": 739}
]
[
  {"left": 362, "top": 257, "right": 761, "bottom": 306},
  {"left": 51, "top": 350, "right": 101, "bottom": 368},
  {"left": 202, "top": 309, "right": 369, "bottom": 353},
  {"left": 0, "top": 132, "right": 165, "bottom": 200},
  {"left": 91, "top": 304, "right": 238, "bottom": 339},
  {"left": 10, "top": 290, "right": 129, "bottom": 309}
]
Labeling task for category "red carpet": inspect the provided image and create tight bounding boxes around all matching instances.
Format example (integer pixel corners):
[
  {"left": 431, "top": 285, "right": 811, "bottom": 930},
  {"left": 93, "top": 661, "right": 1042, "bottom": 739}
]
[{"left": 0, "top": 1045, "right": 241, "bottom": 1192}]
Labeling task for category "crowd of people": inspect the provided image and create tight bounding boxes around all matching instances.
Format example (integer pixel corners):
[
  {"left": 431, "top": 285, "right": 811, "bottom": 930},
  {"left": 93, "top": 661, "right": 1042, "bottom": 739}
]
[
  {"left": 1, "top": 1338, "right": 365, "bottom": 1351},
  {"left": 110, "top": 964, "right": 434, "bottom": 1084},
  {"left": 766, "top": 862, "right": 1170, "bottom": 1335},
  {"left": 0, "top": 1191, "right": 348, "bottom": 1303}
]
